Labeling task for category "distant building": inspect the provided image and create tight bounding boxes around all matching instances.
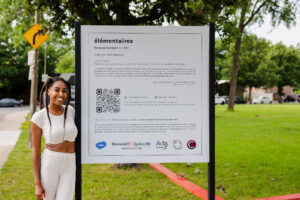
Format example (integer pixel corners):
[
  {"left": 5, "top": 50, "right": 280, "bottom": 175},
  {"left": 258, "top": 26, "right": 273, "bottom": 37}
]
[
  {"left": 215, "top": 80, "right": 244, "bottom": 97},
  {"left": 244, "top": 85, "right": 298, "bottom": 101},
  {"left": 216, "top": 80, "right": 299, "bottom": 102}
]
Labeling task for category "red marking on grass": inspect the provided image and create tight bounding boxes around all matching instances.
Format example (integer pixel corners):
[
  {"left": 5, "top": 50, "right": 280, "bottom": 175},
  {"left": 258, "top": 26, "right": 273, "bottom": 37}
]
[
  {"left": 149, "top": 163, "right": 225, "bottom": 200},
  {"left": 149, "top": 163, "right": 300, "bottom": 200},
  {"left": 253, "top": 193, "right": 300, "bottom": 200}
]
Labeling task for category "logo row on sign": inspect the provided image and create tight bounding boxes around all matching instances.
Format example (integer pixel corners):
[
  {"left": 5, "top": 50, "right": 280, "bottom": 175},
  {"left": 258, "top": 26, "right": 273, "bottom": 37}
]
[{"left": 96, "top": 140, "right": 197, "bottom": 150}]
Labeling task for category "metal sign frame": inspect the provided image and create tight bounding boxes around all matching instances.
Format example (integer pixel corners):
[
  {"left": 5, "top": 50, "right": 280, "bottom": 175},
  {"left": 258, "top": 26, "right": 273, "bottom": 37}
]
[{"left": 75, "top": 22, "right": 215, "bottom": 200}]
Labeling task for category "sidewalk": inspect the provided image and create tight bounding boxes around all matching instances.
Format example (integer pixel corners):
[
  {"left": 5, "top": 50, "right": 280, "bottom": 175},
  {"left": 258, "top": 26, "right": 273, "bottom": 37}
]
[{"left": 0, "top": 110, "right": 29, "bottom": 169}]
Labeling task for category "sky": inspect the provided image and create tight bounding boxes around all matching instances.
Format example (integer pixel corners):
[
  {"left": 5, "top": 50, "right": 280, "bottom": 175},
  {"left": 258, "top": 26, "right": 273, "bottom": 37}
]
[
  {"left": 246, "top": 15, "right": 300, "bottom": 47},
  {"left": 164, "top": 14, "right": 300, "bottom": 48}
]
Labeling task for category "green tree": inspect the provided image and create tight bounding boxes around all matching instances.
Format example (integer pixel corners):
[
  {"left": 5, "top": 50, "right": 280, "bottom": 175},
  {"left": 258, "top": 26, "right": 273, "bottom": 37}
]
[
  {"left": 195, "top": 0, "right": 297, "bottom": 110},
  {"left": 263, "top": 43, "right": 300, "bottom": 100},
  {"left": 28, "top": 0, "right": 243, "bottom": 33},
  {"left": 0, "top": 0, "right": 73, "bottom": 102},
  {"left": 27, "top": 0, "right": 194, "bottom": 32},
  {"left": 214, "top": 38, "right": 234, "bottom": 95},
  {"left": 170, "top": 0, "right": 297, "bottom": 109},
  {"left": 220, "top": 0, "right": 298, "bottom": 110},
  {"left": 55, "top": 51, "right": 75, "bottom": 73},
  {"left": 224, "top": 0, "right": 298, "bottom": 110},
  {"left": 176, "top": 0, "right": 239, "bottom": 26},
  {"left": 215, "top": 38, "right": 237, "bottom": 80},
  {"left": 238, "top": 34, "right": 271, "bottom": 103},
  {"left": 215, "top": 39, "right": 228, "bottom": 81},
  {"left": 0, "top": 0, "right": 33, "bottom": 101}
]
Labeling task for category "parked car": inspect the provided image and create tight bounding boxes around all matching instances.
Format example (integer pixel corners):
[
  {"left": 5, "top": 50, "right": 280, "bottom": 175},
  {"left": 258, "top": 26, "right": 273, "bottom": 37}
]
[
  {"left": 216, "top": 96, "right": 245, "bottom": 104},
  {"left": 253, "top": 96, "right": 272, "bottom": 104},
  {"left": 219, "top": 96, "right": 228, "bottom": 104},
  {"left": 215, "top": 96, "right": 222, "bottom": 105},
  {"left": 0, "top": 98, "right": 23, "bottom": 107},
  {"left": 283, "top": 95, "right": 296, "bottom": 103},
  {"left": 215, "top": 96, "right": 228, "bottom": 105},
  {"left": 234, "top": 97, "right": 247, "bottom": 104}
]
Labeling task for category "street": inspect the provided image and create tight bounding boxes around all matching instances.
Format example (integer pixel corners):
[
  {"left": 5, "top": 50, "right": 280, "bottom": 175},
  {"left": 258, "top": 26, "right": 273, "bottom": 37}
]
[
  {"left": 0, "top": 106, "right": 29, "bottom": 169},
  {"left": 0, "top": 106, "right": 30, "bottom": 119}
]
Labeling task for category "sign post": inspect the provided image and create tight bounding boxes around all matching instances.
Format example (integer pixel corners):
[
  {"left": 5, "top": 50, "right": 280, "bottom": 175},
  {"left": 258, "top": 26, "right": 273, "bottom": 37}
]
[
  {"left": 75, "top": 23, "right": 215, "bottom": 199},
  {"left": 208, "top": 23, "right": 216, "bottom": 200},
  {"left": 23, "top": 11, "right": 50, "bottom": 148},
  {"left": 75, "top": 22, "right": 82, "bottom": 200}
]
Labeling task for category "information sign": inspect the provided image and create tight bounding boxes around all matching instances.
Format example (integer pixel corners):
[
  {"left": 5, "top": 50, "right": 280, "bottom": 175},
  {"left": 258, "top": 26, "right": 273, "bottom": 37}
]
[
  {"left": 27, "top": 50, "right": 35, "bottom": 66},
  {"left": 28, "top": 66, "right": 34, "bottom": 80},
  {"left": 80, "top": 26, "right": 210, "bottom": 163},
  {"left": 41, "top": 74, "right": 48, "bottom": 82}
]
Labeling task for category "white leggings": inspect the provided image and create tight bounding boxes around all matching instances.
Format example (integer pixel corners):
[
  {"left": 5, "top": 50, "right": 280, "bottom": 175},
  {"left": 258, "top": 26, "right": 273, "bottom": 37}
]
[{"left": 41, "top": 149, "right": 76, "bottom": 200}]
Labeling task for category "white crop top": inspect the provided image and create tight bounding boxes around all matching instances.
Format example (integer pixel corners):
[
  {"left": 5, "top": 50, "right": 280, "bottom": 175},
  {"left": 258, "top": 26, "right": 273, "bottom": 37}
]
[{"left": 31, "top": 105, "right": 78, "bottom": 144}]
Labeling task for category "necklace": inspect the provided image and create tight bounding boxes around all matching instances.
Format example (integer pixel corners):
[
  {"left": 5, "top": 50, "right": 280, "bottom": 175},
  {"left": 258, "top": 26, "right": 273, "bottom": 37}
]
[{"left": 49, "top": 105, "right": 64, "bottom": 115}]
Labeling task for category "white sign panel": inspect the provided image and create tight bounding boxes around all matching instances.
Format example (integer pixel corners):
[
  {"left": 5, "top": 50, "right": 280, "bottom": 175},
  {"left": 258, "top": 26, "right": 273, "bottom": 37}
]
[
  {"left": 81, "top": 26, "right": 210, "bottom": 163},
  {"left": 28, "top": 65, "right": 34, "bottom": 80},
  {"left": 28, "top": 50, "right": 35, "bottom": 66},
  {"left": 41, "top": 74, "right": 48, "bottom": 82}
]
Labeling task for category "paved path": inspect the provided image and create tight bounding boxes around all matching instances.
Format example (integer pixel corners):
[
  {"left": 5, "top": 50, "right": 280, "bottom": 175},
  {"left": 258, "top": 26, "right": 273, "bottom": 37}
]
[{"left": 0, "top": 107, "right": 29, "bottom": 169}]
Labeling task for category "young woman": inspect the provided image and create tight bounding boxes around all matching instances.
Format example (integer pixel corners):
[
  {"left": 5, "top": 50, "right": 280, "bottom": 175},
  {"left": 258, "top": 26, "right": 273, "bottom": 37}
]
[{"left": 30, "top": 77, "right": 78, "bottom": 200}]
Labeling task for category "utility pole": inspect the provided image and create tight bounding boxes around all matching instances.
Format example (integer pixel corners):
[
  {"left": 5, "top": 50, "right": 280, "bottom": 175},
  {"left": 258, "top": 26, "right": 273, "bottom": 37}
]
[
  {"left": 28, "top": 10, "right": 40, "bottom": 148},
  {"left": 44, "top": 42, "right": 47, "bottom": 74}
]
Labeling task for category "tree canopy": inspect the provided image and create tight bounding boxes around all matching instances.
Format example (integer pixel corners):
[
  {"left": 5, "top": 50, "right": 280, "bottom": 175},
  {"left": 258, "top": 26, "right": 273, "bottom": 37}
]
[
  {"left": 27, "top": 0, "right": 244, "bottom": 34},
  {"left": 27, "top": 0, "right": 192, "bottom": 33},
  {"left": 215, "top": 36, "right": 300, "bottom": 102},
  {"left": 264, "top": 43, "right": 300, "bottom": 96},
  {"left": 55, "top": 50, "right": 75, "bottom": 73},
  {"left": 0, "top": 0, "right": 72, "bottom": 102},
  {"left": 238, "top": 35, "right": 270, "bottom": 86},
  {"left": 216, "top": 0, "right": 298, "bottom": 110},
  {"left": 1, "top": 0, "right": 299, "bottom": 104}
]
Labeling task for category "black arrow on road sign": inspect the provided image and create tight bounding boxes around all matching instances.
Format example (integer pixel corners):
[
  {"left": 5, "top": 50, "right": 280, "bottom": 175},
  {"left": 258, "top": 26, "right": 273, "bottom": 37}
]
[{"left": 33, "top": 29, "right": 44, "bottom": 45}]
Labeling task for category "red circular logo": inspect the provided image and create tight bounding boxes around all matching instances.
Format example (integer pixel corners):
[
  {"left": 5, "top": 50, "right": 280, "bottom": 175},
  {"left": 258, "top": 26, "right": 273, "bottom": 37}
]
[{"left": 187, "top": 140, "right": 196, "bottom": 149}]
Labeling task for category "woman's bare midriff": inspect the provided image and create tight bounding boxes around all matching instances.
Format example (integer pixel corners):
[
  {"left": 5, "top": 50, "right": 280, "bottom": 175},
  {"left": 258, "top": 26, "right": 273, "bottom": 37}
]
[{"left": 46, "top": 140, "right": 75, "bottom": 153}]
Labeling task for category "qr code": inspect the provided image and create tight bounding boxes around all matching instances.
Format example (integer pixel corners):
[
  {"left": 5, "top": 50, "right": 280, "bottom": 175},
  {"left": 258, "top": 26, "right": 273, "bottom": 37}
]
[{"left": 96, "top": 88, "right": 120, "bottom": 113}]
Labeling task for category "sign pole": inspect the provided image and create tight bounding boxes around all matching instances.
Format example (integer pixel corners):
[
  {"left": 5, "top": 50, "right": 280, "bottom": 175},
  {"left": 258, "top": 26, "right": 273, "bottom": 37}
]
[
  {"left": 208, "top": 23, "right": 216, "bottom": 200},
  {"left": 75, "top": 21, "right": 82, "bottom": 200},
  {"left": 44, "top": 42, "right": 47, "bottom": 74},
  {"left": 28, "top": 10, "right": 40, "bottom": 148}
]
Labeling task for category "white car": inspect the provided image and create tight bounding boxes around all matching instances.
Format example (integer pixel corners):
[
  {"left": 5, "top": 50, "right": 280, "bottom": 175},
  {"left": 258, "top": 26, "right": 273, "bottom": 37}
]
[
  {"left": 215, "top": 96, "right": 227, "bottom": 105},
  {"left": 215, "top": 97, "right": 222, "bottom": 104},
  {"left": 253, "top": 96, "right": 272, "bottom": 104}
]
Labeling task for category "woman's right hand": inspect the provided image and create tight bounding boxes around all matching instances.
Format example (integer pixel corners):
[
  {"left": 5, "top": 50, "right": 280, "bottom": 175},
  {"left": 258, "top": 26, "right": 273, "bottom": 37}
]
[{"left": 35, "top": 183, "right": 45, "bottom": 200}]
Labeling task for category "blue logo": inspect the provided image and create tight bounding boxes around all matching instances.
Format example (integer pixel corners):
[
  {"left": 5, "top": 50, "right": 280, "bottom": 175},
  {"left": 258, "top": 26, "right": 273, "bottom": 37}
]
[{"left": 96, "top": 141, "right": 107, "bottom": 150}]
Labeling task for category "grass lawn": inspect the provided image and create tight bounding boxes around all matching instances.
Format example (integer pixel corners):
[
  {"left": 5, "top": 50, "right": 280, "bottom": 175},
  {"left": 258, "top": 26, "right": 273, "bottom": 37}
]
[
  {"left": 0, "top": 104, "right": 299, "bottom": 200},
  {"left": 164, "top": 104, "right": 300, "bottom": 200},
  {"left": 0, "top": 115, "right": 198, "bottom": 200}
]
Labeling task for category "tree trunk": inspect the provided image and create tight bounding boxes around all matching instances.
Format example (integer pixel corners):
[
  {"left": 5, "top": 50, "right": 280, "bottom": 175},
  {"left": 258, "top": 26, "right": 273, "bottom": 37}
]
[
  {"left": 249, "top": 86, "right": 252, "bottom": 104},
  {"left": 227, "top": 36, "right": 242, "bottom": 110},
  {"left": 115, "top": 0, "right": 130, "bottom": 25},
  {"left": 227, "top": 0, "right": 249, "bottom": 110}
]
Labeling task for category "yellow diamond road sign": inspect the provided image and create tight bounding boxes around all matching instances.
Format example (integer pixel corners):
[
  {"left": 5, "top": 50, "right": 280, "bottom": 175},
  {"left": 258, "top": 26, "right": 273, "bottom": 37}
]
[{"left": 23, "top": 24, "right": 49, "bottom": 49}]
